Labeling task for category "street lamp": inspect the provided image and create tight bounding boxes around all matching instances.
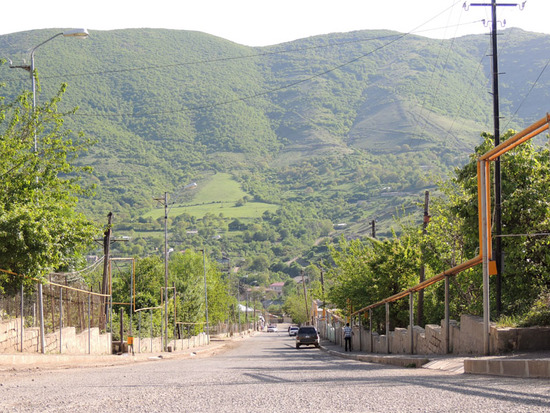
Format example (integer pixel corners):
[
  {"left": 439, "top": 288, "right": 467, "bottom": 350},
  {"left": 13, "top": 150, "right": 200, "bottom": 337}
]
[
  {"left": 9, "top": 29, "right": 89, "bottom": 152},
  {"left": 155, "top": 182, "right": 197, "bottom": 351},
  {"left": 8, "top": 28, "right": 88, "bottom": 355}
]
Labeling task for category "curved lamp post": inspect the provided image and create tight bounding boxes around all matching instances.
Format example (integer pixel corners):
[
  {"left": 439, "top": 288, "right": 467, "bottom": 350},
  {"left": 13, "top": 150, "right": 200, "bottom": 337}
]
[
  {"left": 8, "top": 28, "right": 88, "bottom": 354},
  {"left": 10, "top": 28, "right": 89, "bottom": 152}
]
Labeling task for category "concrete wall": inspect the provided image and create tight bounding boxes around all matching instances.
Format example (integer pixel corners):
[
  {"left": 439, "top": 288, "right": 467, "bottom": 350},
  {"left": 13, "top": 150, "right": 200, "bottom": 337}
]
[
  {"left": 320, "top": 314, "right": 550, "bottom": 356},
  {"left": 0, "top": 317, "right": 111, "bottom": 355},
  {"left": 130, "top": 332, "right": 210, "bottom": 354}
]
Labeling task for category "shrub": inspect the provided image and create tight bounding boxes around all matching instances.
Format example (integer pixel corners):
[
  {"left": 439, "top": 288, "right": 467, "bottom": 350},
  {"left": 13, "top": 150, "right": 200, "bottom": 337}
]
[{"left": 519, "top": 291, "right": 550, "bottom": 327}]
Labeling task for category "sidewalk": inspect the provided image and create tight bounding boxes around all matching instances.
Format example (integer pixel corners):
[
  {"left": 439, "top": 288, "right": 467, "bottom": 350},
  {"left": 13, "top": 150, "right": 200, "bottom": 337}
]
[
  {"left": 319, "top": 340, "right": 550, "bottom": 379},
  {"left": 0, "top": 337, "right": 238, "bottom": 372}
]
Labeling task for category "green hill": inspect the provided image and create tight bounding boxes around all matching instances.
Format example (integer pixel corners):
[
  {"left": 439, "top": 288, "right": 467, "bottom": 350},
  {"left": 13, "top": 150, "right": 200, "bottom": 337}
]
[{"left": 1, "top": 27, "right": 548, "bottom": 270}]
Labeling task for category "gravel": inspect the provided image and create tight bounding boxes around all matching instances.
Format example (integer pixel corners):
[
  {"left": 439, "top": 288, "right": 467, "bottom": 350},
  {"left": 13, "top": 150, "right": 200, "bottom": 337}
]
[{"left": 1, "top": 332, "right": 549, "bottom": 412}]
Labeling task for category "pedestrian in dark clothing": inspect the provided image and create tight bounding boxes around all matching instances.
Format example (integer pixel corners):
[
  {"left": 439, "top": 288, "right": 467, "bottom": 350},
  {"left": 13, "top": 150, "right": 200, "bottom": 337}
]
[{"left": 343, "top": 323, "right": 352, "bottom": 351}]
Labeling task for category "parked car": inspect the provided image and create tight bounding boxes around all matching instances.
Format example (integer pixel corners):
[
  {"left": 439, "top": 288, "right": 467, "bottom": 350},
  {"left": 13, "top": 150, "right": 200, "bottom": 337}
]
[
  {"left": 267, "top": 324, "right": 278, "bottom": 332},
  {"left": 288, "top": 326, "right": 299, "bottom": 336},
  {"left": 295, "top": 326, "right": 320, "bottom": 348}
]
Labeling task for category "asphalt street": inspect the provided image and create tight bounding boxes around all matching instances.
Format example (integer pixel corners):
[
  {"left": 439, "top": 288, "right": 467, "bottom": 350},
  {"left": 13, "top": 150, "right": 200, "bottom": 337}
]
[{"left": 1, "top": 331, "right": 549, "bottom": 412}]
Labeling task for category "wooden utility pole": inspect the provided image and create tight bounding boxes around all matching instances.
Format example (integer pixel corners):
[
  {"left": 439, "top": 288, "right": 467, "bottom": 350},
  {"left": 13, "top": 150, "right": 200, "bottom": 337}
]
[
  {"left": 101, "top": 212, "right": 112, "bottom": 329},
  {"left": 301, "top": 270, "right": 309, "bottom": 324},
  {"left": 417, "top": 191, "right": 430, "bottom": 326},
  {"left": 467, "top": 0, "right": 525, "bottom": 316}
]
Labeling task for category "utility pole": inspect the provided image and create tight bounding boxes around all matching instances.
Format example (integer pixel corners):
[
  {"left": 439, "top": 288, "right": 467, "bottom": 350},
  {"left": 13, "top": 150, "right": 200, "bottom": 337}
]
[
  {"left": 417, "top": 191, "right": 430, "bottom": 326},
  {"left": 301, "top": 269, "right": 310, "bottom": 324},
  {"left": 319, "top": 265, "right": 326, "bottom": 319},
  {"left": 101, "top": 212, "right": 113, "bottom": 329},
  {"left": 153, "top": 193, "right": 169, "bottom": 350},
  {"left": 466, "top": 1, "right": 524, "bottom": 315},
  {"left": 371, "top": 220, "right": 376, "bottom": 239}
]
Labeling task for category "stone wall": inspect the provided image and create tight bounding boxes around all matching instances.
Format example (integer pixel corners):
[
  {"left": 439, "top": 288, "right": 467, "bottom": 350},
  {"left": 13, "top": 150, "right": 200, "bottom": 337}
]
[{"left": 321, "top": 314, "right": 550, "bottom": 356}]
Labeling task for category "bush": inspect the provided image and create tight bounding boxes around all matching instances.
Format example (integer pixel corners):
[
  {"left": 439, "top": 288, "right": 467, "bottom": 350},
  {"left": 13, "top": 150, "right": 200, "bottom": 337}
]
[{"left": 520, "top": 291, "right": 550, "bottom": 327}]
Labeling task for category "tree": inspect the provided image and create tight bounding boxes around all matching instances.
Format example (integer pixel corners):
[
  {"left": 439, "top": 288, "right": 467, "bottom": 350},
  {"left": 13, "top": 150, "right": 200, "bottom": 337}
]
[
  {"left": 430, "top": 132, "right": 550, "bottom": 317},
  {"left": 327, "top": 233, "right": 421, "bottom": 331},
  {"left": 170, "top": 250, "right": 231, "bottom": 333},
  {"left": 283, "top": 291, "right": 310, "bottom": 325},
  {"left": 0, "top": 82, "right": 96, "bottom": 294}
]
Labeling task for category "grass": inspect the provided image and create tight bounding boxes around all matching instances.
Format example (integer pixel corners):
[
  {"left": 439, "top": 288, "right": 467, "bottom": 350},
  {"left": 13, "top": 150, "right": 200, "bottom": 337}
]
[
  {"left": 166, "top": 202, "right": 278, "bottom": 219},
  {"left": 143, "top": 173, "right": 279, "bottom": 220},
  {"left": 495, "top": 315, "right": 521, "bottom": 328},
  {"left": 192, "top": 173, "right": 247, "bottom": 204}
]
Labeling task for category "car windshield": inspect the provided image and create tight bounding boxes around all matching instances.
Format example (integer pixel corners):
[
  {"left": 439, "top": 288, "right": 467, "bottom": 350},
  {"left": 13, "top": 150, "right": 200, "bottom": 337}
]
[{"left": 299, "top": 327, "right": 316, "bottom": 334}]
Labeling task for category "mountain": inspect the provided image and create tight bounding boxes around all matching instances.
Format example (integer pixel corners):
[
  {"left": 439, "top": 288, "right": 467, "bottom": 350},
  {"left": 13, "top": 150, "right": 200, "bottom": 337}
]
[{"left": 1, "top": 27, "right": 549, "bottom": 271}]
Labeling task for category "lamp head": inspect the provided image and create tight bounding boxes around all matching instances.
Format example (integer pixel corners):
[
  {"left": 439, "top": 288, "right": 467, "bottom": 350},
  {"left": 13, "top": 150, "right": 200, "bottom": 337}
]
[{"left": 62, "top": 29, "right": 89, "bottom": 38}]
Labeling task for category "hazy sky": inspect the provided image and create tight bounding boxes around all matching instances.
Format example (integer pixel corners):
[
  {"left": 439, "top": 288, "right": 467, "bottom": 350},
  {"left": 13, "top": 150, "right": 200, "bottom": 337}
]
[{"left": 1, "top": 1, "right": 547, "bottom": 46}]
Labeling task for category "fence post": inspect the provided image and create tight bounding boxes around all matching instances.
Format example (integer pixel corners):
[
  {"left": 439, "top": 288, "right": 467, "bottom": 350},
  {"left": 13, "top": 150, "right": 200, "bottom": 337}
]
[
  {"left": 385, "top": 302, "right": 390, "bottom": 354},
  {"left": 445, "top": 274, "right": 450, "bottom": 354},
  {"left": 119, "top": 307, "right": 124, "bottom": 354},
  {"left": 480, "top": 159, "right": 491, "bottom": 355},
  {"left": 150, "top": 309, "right": 153, "bottom": 353},
  {"left": 59, "top": 286, "right": 63, "bottom": 354},
  {"left": 138, "top": 311, "right": 141, "bottom": 353},
  {"left": 86, "top": 292, "right": 90, "bottom": 354},
  {"left": 109, "top": 293, "right": 113, "bottom": 354},
  {"left": 20, "top": 284, "right": 24, "bottom": 352},
  {"left": 38, "top": 283, "right": 46, "bottom": 353},
  {"left": 369, "top": 309, "right": 373, "bottom": 353},
  {"left": 358, "top": 313, "right": 362, "bottom": 352},
  {"left": 409, "top": 291, "right": 414, "bottom": 355}
]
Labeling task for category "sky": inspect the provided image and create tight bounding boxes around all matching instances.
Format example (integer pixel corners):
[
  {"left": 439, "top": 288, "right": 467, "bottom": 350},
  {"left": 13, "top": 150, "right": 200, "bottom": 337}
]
[{"left": 1, "top": 0, "right": 548, "bottom": 46}]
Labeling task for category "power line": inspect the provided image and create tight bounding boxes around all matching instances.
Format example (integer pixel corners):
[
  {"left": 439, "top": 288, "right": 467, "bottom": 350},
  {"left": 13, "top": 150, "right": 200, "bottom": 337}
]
[
  {"left": 42, "top": 21, "right": 482, "bottom": 81},
  {"left": 72, "top": 35, "right": 409, "bottom": 119},
  {"left": 70, "top": 2, "right": 464, "bottom": 119},
  {"left": 42, "top": 33, "right": 404, "bottom": 80},
  {"left": 503, "top": 57, "right": 550, "bottom": 130},
  {"left": 412, "top": 3, "right": 465, "bottom": 146}
]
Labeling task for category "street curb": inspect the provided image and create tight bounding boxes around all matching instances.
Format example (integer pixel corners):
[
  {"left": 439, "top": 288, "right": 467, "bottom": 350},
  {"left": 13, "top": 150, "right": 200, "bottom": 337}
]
[
  {"left": 464, "top": 357, "right": 550, "bottom": 378},
  {"left": 321, "top": 344, "right": 550, "bottom": 378},
  {"left": 320, "top": 346, "right": 429, "bottom": 368}
]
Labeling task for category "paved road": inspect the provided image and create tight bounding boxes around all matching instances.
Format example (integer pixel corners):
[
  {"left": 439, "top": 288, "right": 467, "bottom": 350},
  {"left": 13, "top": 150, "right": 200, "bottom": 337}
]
[{"left": 1, "top": 331, "right": 549, "bottom": 412}]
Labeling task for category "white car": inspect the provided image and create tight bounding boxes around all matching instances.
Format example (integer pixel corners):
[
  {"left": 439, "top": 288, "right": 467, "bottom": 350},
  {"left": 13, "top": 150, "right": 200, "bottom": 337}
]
[{"left": 267, "top": 325, "right": 278, "bottom": 332}]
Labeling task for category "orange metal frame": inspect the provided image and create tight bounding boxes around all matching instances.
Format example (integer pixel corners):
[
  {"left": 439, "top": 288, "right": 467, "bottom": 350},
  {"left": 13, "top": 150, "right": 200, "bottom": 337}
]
[{"left": 351, "top": 114, "right": 550, "bottom": 319}]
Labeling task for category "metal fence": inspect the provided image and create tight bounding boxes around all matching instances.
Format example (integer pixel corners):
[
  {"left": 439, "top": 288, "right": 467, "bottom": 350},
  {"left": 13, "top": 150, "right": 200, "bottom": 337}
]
[{"left": 0, "top": 268, "right": 110, "bottom": 354}]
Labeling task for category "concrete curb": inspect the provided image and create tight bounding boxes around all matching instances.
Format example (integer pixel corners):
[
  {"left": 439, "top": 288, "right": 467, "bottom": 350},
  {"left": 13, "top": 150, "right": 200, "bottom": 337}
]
[
  {"left": 321, "top": 343, "right": 550, "bottom": 378},
  {"left": 464, "top": 357, "right": 550, "bottom": 378},
  {"left": 320, "top": 346, "right": 429, "bottom": 368}
]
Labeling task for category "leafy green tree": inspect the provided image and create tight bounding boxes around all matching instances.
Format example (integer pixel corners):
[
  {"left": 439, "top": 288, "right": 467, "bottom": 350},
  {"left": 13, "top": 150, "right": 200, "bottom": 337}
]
[
  {"left": 283, "top": 291, "right": 310, "bottom": 325},
  {"left": 170, "top": 250, "right": 231, "bottom": 333},
  {"left": 327, "top": 234, "right": 421, "bottom": 331},
  {"left": 427, "top": 132, "right": 550, "bottom": 317},
  {"left": 0, "top": 83, "right": 96, "bottom": 294}
]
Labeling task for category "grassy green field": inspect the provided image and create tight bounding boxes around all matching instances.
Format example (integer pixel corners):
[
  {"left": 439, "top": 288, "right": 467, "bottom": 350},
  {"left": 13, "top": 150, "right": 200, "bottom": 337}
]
[{"left": 144, "top": 173, "right": 279, "bottom": 220}]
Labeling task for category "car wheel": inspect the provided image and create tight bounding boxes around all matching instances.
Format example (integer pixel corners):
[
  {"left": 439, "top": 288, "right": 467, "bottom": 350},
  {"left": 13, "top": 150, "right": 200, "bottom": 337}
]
[{"left": 296, "top": 344, "right": 300, "bottom": 349}]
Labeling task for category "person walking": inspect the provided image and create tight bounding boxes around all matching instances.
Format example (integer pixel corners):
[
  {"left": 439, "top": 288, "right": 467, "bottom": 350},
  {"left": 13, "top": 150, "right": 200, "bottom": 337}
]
[{"left": 343, "top": 323, "right": 353, "bottom": 352}]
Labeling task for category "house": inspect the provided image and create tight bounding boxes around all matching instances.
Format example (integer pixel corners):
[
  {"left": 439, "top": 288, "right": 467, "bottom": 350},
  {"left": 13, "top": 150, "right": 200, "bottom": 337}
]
[{"left": 269, "top": 282, "right": 285, "bottom": 295}]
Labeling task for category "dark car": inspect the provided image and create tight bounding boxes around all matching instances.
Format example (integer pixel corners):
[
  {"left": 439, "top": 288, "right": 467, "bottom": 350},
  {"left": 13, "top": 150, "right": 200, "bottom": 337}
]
[{"left": 295, "top": 326, "right": 320, "bottom": 349}]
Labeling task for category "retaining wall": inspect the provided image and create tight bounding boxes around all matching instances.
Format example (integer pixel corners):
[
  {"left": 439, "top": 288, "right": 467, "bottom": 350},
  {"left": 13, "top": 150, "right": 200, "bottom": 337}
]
[
  {"left": 320, "top": 314, "right": 550, "bottom": 356},
  {"left": 0, "top": 317, "right": 111, "bottom": 354}
]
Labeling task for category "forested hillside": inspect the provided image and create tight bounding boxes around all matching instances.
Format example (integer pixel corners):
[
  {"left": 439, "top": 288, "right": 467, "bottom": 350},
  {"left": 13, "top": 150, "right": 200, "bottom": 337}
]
[{"left": 1, "top": 27, "right": 549, "bottom": 275}]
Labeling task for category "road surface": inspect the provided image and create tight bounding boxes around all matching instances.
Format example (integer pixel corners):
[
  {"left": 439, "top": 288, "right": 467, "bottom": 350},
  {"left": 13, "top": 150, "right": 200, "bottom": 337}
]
[{"left": 1, "top": 331, "right": 549, "bottom": 412}]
